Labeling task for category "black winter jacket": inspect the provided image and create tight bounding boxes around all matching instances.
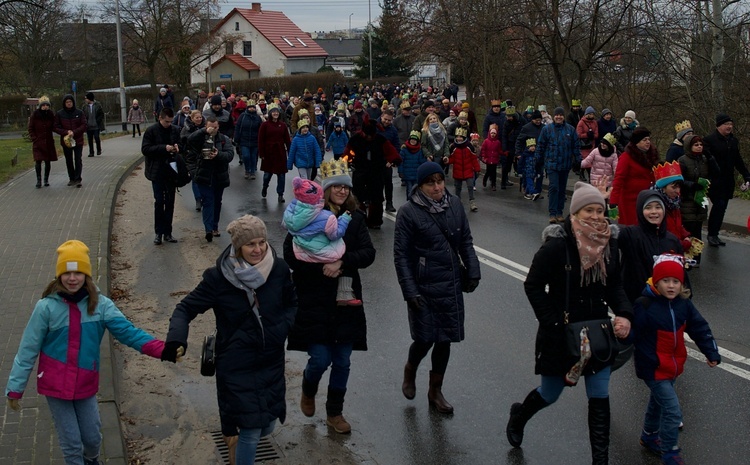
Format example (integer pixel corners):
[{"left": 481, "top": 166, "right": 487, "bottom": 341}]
[
  {"left": 234, "top": 110, "right": 262, "bottom": 148},
  {"left": 678, "top": 151, "right": 720, "bottom": 223},
  {"left": 702, "top": 130, "right": 750, "bottom": 200},
  {"left": 285, "top": 210, "right": 375, "bottom": 351},
  {"left": 524, "top": 219, "right": 631, "bottom": 376},
  {"left": 141, "top": 122, "right": 181, "bottom": 182},
  {"left": 186, "top": 129, "right": 234, "bottom": 187},
  {"left": 515, "top": 121, "right": 543, "bottom": 156},
  {"left": 394, "top": 192, "right": 481, "bottom": 343},
  {"left": 166, "top": 246, "right": 297, "bottom": 430},
  {"left": 618, "top": 190, "right": 684, "bottom": 304}
]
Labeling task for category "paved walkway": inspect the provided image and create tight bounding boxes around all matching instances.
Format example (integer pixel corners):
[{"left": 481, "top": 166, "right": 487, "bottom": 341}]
[{"left": 0, "top": 132, "right": 747, "bottom": 464}]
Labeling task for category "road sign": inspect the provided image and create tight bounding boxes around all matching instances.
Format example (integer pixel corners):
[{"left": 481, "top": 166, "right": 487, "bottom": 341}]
[
  {"left": 72, "top": 81, "right": 77, "bottom": 92},
  {"left": 219, "top": 74, "right": 232, "bottom": 79}
]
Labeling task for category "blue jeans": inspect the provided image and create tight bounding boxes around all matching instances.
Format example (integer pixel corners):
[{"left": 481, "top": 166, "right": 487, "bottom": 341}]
[
  {"left": 454, "top": 177, "right": 475, "bottom": 200},
  {"left": 196, "top": 183, "right": 225, "bottom": 232},
  {"left": 47, "top": 395, "right": 101, "bottom": 465},
  {"left": 643, "top": 379, "right": 682, "bottom": 452},
  {"left": 538, "top": 366, "right": 611, "bottom": 404},
  {"left": 304, "top": 343, "right": 354, "bottom": 390},
  {"left": 405, "top": 180, "right": 416, "bottom": 200},
  {"left": 236, "top": 420, "right": 276, "bottom": 465},
  {"left": 241, "top": 146, "right": 258, "bottom": 174},
  {"left": 151, "top": 180, "right": 176, "bottom": 235},
  {"left": 263, "top": 172, "right": 286, "bottom": 195},
  {"left": 191, "top": 179, "right": 201, "bottom": 201},
  {"left": 547, "top": 169, "right": 570, "bottom": 217}
]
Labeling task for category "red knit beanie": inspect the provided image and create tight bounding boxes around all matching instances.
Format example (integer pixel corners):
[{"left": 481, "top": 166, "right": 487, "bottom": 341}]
[{"left": 652, "top": 254, "right": 684, "bottom": 284}]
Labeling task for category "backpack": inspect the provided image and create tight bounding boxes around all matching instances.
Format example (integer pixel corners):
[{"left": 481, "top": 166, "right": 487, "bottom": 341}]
[{"left": 165, "top": 153, "right": 192, "bottom": 188}]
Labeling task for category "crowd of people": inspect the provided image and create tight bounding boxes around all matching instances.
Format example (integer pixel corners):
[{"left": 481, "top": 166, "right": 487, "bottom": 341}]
[{"left": 12, "top": 80, "right": 750, "bottom": 465}]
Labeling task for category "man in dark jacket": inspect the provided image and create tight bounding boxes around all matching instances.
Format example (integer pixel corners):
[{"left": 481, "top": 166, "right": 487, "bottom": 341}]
[
  {"left": 54, "top": 94, "right": 87, "bottom": 187},
  {"left": 502, "top": 108, "right": 524, "bottom": 188},
  {"left": 203, "top": 94, "right": 234, "bottom": 139},
  {"left": 142, "top": 108, "right": 182, "bottom": 245},
  {"left": 537, "top": 107, "right": 581, "bottom": 223},
  {"left": 83, "top": 92, "right": 105, "bottom": 157},
  {"left": 702, "top": 113, "right": 750, "bottom": 247},
  {"left": 393, "top": 102, "right": 415, "bottom": 146},
  {"left": 187, "top": 116, "right": 234, "bottom": 242},
  {"left": 378, "top": 110, "right": 400, "bottom": 212},
  {"left": 483, "top": 100, "right": 506, "bottom": 138},
  {"left": 234, "top": 105, "right": 262, "bottom": 179},
  {"left": 515, "top": 110, "right": 544, "bottom": 193}
]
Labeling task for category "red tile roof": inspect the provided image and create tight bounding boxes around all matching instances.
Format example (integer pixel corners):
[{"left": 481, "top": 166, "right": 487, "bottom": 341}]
[
  {"left": 214, "top": 8, "right": 328, "bottom": 59},
  {"left": 212, "top": 54, "right": 260, "bottom": 71}
]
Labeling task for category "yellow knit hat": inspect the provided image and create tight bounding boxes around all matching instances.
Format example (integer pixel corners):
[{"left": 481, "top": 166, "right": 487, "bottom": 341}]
[{"left": 56, "top": 240, "right": 92, "bottom": 278}]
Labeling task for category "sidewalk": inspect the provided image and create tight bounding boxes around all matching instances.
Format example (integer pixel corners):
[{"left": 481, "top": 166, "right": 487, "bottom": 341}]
[{"left": 0, "top": 134, "right": 746, "bottom": 464}]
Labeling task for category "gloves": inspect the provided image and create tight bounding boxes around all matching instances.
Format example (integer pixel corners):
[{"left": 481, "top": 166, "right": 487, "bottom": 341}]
[
  {"left": 741, "top": 181, "right": 750, "bottom": 192},
  {"left": 464, "top": 279, "right": 479, "bottom": 293},
  {"left": 406, "top": 296, "right": 425, "bottom": 312},
  {"left": 607, "top": 205, "right": 619, "bottom": 221},
  {"left": 7, "top": 398, "right": 20, "bottom": 411},
  {"left": 697, "top": 177, "right": 710, "bottom": 190},
  {"left": 572, "top": 160, "right": 581, "bottom": 174},
  {"left": 161, "top": 341, "right": 186, "bottom": 363}
]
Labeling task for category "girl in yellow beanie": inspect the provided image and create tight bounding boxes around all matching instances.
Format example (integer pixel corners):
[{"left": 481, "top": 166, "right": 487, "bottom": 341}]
[{"left": 5, "top": 240, "right": 181, "bottom": 465}]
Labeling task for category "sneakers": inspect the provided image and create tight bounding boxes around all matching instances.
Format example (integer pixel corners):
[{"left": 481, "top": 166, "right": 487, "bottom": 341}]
[
  {"left": 639, "top": 431, "right": 662, "bottom": 456},
  {"left": 532, "top": 193, "right": 542, "bottom": 201},
  {"left": 326, "top": 415, "right": 351, "bottom": 434},
  {"left": 524, "top": 194, "right": 534, "bottom": 200},
  {"left": 278, "top": 195, "right": 285, "bottom": 203},
  {"left": 76, "top": 179, "right": 82, "bottom": 188},
  {"left": 506, "top": 180, "right": 515, "bottom": 186},
  {"left": 662, "top": 449, "right": 685, "bottom": 465},
  {"left": 250, "top": 173, "right": 256, "bottom": 180},
  {"left": 195, "top": 200, "right": 202, "bottom": 212},
  {"left": 244, "top": 173, "right": 250, "bottom": 180},
  {"left": 68, "top": 180, "right": 76, "bottom": 186},
  {"left": 470, "top": 200, "right": 478, "bottom": 212}
]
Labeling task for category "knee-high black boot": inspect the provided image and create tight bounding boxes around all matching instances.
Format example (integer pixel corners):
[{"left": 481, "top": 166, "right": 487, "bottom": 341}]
[
  {"left": 35, "top": 163, "right": 42, "bottom": 188},
  {"left": 588, "top": 397, "right": 610, "bottom": 465},
  {"left": 43, "top": 162, "right": 50, "bottom": 186},
  {"left": 506, "top": 389, "right": 550, "bottom": 448}
]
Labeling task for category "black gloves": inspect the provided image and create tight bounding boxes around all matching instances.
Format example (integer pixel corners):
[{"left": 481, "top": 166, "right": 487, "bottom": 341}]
[
  {"left": 406, "top": 296, "right": 425, "bottom": 311},
  {"left": 572, "top": 160, "right": 582, "bottom": 174},
  {"left": 464, "top": 279, "right": 480, "bottom": 293},
  {"left": 161, "top": 341, "right": 186, "bottom": 363}
]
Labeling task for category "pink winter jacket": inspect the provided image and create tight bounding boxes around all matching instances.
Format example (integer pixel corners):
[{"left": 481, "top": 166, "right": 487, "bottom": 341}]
[
  {"left": 480, "top": 137, "right": 504, "bottom": 165},
  {"left": 581, "top": 147, "right": 618, "bottom": 186}
]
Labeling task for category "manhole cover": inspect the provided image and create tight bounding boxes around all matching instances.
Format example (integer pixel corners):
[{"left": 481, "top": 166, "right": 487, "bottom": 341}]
[{"left": 210, "top": 431, "right": 282, "bottom": 463}]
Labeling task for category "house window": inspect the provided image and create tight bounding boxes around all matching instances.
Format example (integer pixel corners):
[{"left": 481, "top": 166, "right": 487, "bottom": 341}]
[
  {"left": 225, "top": 41, "right": 234, "bottom": 54},
  {"left": 235, "top": 22, "right": 239, "bottom": 31},
  {"left": 296, "top": 37, "right": 308, "bottom": 47},
  {"left": 243, "top": 41, "right": 252, "bottom": 56},
  {"left": 281, "top": 36, "right": 295, "bottom": 47}
]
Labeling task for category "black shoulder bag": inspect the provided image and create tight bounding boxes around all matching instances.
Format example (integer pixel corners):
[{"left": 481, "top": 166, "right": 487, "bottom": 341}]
[
  {"left": 200, "top": 331, "right": 217, "bottom": 376},
  {"left": 563, "top": 245, "right": 618, "bottom": 365}
]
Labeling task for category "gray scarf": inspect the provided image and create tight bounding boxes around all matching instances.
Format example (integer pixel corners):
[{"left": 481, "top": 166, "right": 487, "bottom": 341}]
[
  {"left": 427, "top": 123, "right": 446, "bottom": 151},
  {"left": 413, "top": 188, "right": 450, "bottom": 213}
]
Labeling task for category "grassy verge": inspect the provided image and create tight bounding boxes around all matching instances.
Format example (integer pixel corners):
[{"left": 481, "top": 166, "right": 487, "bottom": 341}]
[{"left": 0, "top": 138, "right": 33, "bottom": 183}]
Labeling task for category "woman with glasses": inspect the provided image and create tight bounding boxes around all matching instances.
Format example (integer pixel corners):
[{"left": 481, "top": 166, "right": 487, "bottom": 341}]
[{"left": 284, "top": 160, "right": 375, "bottom": 434}]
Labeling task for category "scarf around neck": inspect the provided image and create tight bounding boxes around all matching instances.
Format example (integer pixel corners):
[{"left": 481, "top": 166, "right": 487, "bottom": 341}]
[
  {"left": 428, "top": 123, "right": 445, "bottom": 151},
  {"left": 414, "top": 188, "right": 449, "bottom": 213},
  {"left": 226, "top": 245, "right": 274, "bottom": 290},
  {"left": 570, "top": 217, "right": 611, "bottom": 286}
]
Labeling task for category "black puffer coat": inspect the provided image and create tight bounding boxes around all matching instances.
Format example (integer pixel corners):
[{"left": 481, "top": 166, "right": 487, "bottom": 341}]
[
  {"left": 702, "top": 130, "right": 750, "bottom": 200},
  {"left": 524, "top": 219, "right": 631, "bottom": 376},
  {"left": 678, "top": 150, "right": 720, "bottom": 223},
  {"left": 394, "top": 191, "right": 481, "bottom": 343},
  {"left": 186, "top": 129, "right": 234, "bottom": 188},
  {"left": 285, "top": 210, "right": 375, "bottom": 351},
  {"left": 166, "top": 246, "right": 297, "bottom": 431},
  {"left": 141, "top": 122, "right": 181, "bottom": 182},
  {"left": 618, "top": 190, "right": 684, "bottom": 304}
]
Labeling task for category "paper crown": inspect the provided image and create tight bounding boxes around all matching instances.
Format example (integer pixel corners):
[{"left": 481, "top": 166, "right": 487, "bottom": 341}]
[
  {"left": 653, "top": 161, "right": 684, "bottom": 188},
  {"left": 320, "top": 158, "right": 351, "bottom": 179},
  {"left": 506, "top": 106, "right": 516, "bottom": 115},
  {"left": 525, "top": 105, "right": 534, "bottom": 113},
  {"left": 408, "top": 130, "right": 421, "bottom": 140},
  {"left": 489, "top": 123, "right": 498, "bottom": 133},
  {"left": 470, "top": 132, "right": 480, "bottom": 141},
  {"left": 571, "top": 99, "right": 582, "bottom": 107},
  {"left": 297, "top": 108, "right": 309, "bottom": 116},
  {"left": 526, "top": 138, "right": 537, "bottom": 147},
  {"left": 603, "top": 133, "right": 617, "bottom": 147},
  {"left": 491, "top": 99, "right": 502, "bottom": 106},
  {"left": 674, "top": 120, "right": 691, "bottom": 133},
  {"left": 455, "top": 128, "right": 468, "bottom": 138}
]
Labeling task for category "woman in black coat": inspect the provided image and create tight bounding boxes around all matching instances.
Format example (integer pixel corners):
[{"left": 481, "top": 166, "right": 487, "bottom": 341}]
[
  {"left": 284, "top": 165, "right": 375, "bottom": 434},
  {"left": 393, "top": 161, "right": 481, "bottom": 415},
  {"left": 162, "top": 215, "right": 297, "bottom": 465},
  {"left": 506, "top": 182, "right": 632, "bottom": 465}
]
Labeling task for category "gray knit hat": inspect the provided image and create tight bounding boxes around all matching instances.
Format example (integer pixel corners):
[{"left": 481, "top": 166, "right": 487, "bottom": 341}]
[
  {"left": 570, "top": 181, "right": 605, "bottom": 214},
  {"left": 226, "top": 215, "right": 267, "bottom": 251}
]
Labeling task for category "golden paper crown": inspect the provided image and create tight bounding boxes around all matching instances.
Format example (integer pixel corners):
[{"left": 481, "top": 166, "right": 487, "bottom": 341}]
[
  {"left": 455, "top": 128, "right": 468, "bottom": 138},
  {"left": 674, "top": 120, "right": 691, "bottom": 133},
  {"left": 603, "top": 133, "right": 617, "bottom": 146},
  {"left": 408, "top": 130, "right": 421, "bottom": 140},
  {"left": 526, "top": 138, "right": 537, "bottom": 147},
  {"left": 571, "top": 99, "right": 582, "bottom": 107},
  {"left": 320, "top": 158, "right": 350, "bottom": 179}
]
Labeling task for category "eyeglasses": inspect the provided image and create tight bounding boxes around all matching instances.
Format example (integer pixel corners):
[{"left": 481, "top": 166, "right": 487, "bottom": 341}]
[{"left": 331, "top": 185, "right": 350, "bottom": 192}]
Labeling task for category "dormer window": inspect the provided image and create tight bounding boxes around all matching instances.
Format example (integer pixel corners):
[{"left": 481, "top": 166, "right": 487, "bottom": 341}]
[
  {"left": 296, "top": 37, "right": 308, "bottom": 47},
  {"left": 281, "top": 36, "right": 294, "bottom": 47}
]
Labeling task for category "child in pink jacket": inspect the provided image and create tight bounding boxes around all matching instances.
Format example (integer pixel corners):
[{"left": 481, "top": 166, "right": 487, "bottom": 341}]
[
  {"left": 480, "top": 124, "right": 504, "bottom": 191},
  {"left": 581, "top": 133, "right": 619, "bottom": 187}
]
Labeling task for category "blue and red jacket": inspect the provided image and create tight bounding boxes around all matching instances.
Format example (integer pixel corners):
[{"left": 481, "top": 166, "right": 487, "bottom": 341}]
[
  {"left": 6, "top": 291, "right": 164, "bottom": 400},
  {"left": 631, "top": 285, "right": 720, "bottom": 381}
]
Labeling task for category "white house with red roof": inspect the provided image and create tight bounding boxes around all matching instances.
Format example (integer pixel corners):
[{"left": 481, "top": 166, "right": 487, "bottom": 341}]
[{"left": 191, "top": 2, "right": 328, "bottom": 84}]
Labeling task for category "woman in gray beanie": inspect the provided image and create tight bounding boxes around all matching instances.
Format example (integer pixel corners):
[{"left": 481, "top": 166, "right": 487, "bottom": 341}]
[
  {"left": 162, "top": 214, "right": 297, "bottom": 465},
  {"left": 506, "top": 181, "right": 632, "bottom": 465}
]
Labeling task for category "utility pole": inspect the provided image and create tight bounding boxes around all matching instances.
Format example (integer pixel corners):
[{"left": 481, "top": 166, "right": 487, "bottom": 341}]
[
  {"left": 115, "top": 0, "right": 127, "bottom": 131},
  {"left": 368, "top": 0, "right": 373, "bottom": 80},
  {"left": 207, "top": 0, "right": 213, "bottom": 92}
]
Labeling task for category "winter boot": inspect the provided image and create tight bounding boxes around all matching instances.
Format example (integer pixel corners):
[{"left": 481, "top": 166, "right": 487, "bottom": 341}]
[
  {"left": 336, "top": 276, "right": 362, "bottom": 306},
  {"left": 223, "top": 435, "right": 238, "bottom": 465},
  {"left": 506, "top": 389, "right": 550, "bottom": 448},
  {"left": 35, "top": 164, "right": 42, "bottom": 188},
  {"left": 470, "top": 200, "right": 478, "bottom": 212},
  {"left": 325, "top": 387, "right": 351, "bottom": 433},
  {"left": 588, "top": 397, "right": 611, "bottom": 465},
  {"left": 300, "top": 374, "right": 318, "bottom": 417},
  {"left": 402, "top": 362, "right": 417, "bottom": 400},
  {"left": 640, "top": 430, "right": 662, "bottom": 456},
  {"left": 662, "top": 448, "right": 686, "bottom": 465},
  {"left": 427, "top": 371, "right": 453, "bottom": 414},
  {"left": 44, "top": 165, "right": 50, "bottom": 186}
]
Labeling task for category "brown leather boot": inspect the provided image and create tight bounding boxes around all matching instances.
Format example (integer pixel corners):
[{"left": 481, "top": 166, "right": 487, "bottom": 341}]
[
  {"left": 223, "top": 435, "right": 238, "bottom": 465},
  {"left": 402, "top": 362, "right": 417, "bottom": 400},
  {"left": 326, "top": 414, "right": 352, "bottom": 434},
  {"left": 427, "top": 371, "right": 454, "bottom": 414},
  {"left": 325, "top": 387, "right": 351, "bottom": 434},
  {"left": 300, "top": 374, "right": 318, "bottom": 417}
]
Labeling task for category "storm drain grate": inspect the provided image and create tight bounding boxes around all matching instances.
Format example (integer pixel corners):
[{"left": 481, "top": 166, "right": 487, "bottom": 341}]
[{"left": 210, "top": 431, "right": 282, "bottom": 463}]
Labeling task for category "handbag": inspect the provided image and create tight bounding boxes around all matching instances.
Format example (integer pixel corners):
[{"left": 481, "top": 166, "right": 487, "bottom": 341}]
[
  {"left": 200, "top": 331, "right": 217, "bottom": 377},
  {"left": 562, "top": 246, "right": 618, "bottom": 364}
]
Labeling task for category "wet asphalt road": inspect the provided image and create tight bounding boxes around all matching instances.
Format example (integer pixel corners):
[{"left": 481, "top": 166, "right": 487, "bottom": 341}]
[{"left": 177, "top": 160, "right": 750, "bottom": 465}]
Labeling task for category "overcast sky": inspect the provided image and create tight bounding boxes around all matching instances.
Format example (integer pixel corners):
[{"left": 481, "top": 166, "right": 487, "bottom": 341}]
[{"left": 221, "top": 0, "right": 383, "bottom": 34}]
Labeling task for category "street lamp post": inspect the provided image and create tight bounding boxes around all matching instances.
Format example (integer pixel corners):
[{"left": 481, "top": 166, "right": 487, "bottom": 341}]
[
  {"left": 368, "top": 0, "right": 372, "bottom": 80},
  {"left": 349, "top": 13, "right": 353, "bottom": 39}
]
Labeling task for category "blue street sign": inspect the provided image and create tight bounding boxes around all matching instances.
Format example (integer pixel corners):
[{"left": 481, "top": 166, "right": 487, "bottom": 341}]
[
  {"left": 219, "top": 74, "right": 232, "bottom": 79},
  {"left": 72, "top": 81, "right": 77, "bottom": 92}
]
